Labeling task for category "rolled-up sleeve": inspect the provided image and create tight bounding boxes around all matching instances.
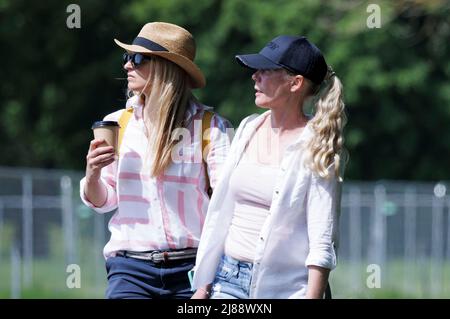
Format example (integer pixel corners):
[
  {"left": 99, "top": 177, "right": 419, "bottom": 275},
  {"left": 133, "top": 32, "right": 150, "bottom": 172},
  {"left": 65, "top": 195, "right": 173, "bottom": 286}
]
[
  {"left": 79, "top": 111, "right": 122, "bottom": 213},
  {"left": 79, "top": 161, "right": 118, "bottom": 213},
  {"left": 305, "top": 169, "right": 341, "bottom": 270}
]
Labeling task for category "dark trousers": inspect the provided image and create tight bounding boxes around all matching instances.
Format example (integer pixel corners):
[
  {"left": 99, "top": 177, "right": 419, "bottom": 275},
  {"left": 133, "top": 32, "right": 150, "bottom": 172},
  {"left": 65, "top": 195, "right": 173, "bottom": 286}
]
[{"left": 105, "top": 255, "right": 195, "bottom": 299}]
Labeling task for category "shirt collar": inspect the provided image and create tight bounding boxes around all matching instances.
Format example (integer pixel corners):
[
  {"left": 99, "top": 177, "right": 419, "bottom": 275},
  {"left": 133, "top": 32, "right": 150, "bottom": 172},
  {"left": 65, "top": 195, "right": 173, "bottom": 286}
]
[
  {"left": 125, "top": 95, "right": 144, "bottom": 120},
  {"left": 286, "top": 124, "right": 313, "bottom": 151},
  {"left": 184, "top": 100, "right": 213, "bottom": 123},
  {"left": 244, "top": 111, "right": 313, "bottom": 151}
]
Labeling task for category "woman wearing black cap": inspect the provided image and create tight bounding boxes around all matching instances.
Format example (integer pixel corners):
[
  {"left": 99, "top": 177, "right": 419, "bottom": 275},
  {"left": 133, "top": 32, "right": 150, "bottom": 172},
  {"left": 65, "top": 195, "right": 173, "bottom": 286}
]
[
  {"left": 80, "top": 22, "right": 231, "bottom": 299},
  {"left": 192, "top": 35, "right": 347, "bottom": 299}
]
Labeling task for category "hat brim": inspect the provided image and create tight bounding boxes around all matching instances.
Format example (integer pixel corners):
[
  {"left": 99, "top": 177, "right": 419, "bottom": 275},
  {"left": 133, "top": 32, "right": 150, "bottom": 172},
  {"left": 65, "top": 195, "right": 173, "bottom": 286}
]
[
  {"left": 114, "top": 39, "right": 205, "bottom": 89},
  {"left": 235, "top": 54, "right": 282, "bottom": 70}
]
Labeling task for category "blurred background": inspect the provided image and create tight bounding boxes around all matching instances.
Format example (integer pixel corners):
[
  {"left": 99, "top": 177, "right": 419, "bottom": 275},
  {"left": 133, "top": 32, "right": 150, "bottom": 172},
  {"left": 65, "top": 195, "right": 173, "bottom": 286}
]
[{"left": 0, "top": 0, "right": 449, "bottom": 298}]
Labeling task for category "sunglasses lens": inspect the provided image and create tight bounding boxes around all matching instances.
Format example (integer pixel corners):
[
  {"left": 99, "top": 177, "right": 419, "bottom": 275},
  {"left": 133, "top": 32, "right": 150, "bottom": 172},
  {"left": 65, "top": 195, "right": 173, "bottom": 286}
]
[
  {"left": 134, "top": 54, "right": 144, "bottom": 66},
  {"left": 123, "top": 53, "right": 131, "bottom": 65},
  {"left": 122, "top": 53, "right": 150, "bottom": 67}
]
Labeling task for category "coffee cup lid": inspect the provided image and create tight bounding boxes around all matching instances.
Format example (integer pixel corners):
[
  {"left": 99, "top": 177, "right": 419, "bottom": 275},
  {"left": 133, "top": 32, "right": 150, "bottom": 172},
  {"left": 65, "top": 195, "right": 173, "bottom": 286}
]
[{"left": 91, "top": 121, "right": 120, "bottom": 129}]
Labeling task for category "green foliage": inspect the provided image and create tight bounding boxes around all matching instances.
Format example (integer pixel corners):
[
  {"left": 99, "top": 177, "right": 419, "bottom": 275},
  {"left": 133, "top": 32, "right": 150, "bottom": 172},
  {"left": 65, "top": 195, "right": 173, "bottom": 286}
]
[{"left": 0, "top": 0, "right": 449, "bottom": 180}]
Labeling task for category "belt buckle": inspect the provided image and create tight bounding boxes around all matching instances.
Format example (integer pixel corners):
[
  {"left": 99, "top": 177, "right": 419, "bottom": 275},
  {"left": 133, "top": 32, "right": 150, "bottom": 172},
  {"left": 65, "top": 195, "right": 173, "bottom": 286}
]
[{"left": 150, "top": 250, "right": 167, "bottom": 263}]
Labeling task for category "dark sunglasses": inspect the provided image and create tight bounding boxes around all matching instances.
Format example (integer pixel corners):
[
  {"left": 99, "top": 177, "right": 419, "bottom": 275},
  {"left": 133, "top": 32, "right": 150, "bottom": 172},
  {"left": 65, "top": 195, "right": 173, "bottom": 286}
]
[{"left": 122, "top": 53, "right": 151, "bottom": 67}]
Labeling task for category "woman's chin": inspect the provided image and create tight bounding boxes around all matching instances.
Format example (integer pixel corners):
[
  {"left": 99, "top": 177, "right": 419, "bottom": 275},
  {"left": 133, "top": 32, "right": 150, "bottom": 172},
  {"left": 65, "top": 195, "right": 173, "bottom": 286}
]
[
  {"left": 128, "top": 84, "right": 143, "bottom": 92},
  {"left": 255, "top": 101, "right": 270, "bottom": 109}
]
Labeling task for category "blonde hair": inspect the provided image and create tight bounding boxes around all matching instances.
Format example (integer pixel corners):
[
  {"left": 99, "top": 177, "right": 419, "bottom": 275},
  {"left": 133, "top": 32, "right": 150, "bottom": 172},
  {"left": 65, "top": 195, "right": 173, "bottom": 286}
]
[
  {"left": 138, "top": 56, "right": 192, "bottom": 177},
  {"left": 303, "top": 67, "right": 347, "bottom": 181}
]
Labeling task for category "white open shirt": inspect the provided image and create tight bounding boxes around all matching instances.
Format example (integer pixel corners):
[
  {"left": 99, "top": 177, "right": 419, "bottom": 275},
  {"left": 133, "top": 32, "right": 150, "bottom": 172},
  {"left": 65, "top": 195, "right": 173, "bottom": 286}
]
[{"left": 193, "top": 111, "right": 342, "bottom": 299}]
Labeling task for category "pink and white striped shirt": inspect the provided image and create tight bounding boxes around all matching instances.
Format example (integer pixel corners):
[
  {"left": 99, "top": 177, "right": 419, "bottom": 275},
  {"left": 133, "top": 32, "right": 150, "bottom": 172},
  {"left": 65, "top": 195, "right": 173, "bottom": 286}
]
[{"left": 80, "top": 96, "right": 232, "bottom": 259}]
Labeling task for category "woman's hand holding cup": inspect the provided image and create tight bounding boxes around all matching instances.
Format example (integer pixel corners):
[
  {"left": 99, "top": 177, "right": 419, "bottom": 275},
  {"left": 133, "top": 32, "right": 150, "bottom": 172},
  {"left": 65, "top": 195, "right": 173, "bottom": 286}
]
[
  {"left": 85, "top": 139, "right": 116, "bottom": 182},
  {"left": 86, "top": 121, "right": 120, "bottom": 182}
]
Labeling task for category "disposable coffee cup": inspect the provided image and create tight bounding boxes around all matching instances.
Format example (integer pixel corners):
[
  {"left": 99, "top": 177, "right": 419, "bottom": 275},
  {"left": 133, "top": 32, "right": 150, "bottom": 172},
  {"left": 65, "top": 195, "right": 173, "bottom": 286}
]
[{"left": 91, "top": 121, "right": 120, "bottom": 155}]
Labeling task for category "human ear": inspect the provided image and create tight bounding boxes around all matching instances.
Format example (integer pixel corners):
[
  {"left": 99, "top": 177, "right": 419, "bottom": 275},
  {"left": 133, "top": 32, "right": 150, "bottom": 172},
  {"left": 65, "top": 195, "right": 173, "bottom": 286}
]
[{"left": 290, "top": 75, "right": 304, "bottom": 93}]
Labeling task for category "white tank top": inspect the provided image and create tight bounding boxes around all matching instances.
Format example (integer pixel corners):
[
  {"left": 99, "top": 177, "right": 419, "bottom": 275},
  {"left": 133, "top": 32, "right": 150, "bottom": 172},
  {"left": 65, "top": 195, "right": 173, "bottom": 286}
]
[{"left": 224, "top": 160, "right": 278, "bottom": 262}]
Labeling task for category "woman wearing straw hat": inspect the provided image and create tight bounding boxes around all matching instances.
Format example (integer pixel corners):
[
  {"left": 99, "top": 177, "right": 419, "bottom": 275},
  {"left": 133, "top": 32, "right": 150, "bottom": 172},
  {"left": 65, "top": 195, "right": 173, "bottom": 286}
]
[
  {"left": 80, "top": 22, "right": 231, "bottom": 299},
  {"left": 192, "top": 35, "right": 347, "bottom": 299}
]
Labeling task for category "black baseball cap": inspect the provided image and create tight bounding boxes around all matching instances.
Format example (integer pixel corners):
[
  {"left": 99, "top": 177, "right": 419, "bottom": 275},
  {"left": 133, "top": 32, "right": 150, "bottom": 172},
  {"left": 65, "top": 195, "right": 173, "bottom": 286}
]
[{"left": 235, "top": 35, "right": 328, "bottom": 84}]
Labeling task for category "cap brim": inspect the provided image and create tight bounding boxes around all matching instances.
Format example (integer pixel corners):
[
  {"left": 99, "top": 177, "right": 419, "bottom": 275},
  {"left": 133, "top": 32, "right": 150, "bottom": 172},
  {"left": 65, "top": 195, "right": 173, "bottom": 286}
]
[{"left": 235, "top": 54, "right": 281, "bottom": 70}]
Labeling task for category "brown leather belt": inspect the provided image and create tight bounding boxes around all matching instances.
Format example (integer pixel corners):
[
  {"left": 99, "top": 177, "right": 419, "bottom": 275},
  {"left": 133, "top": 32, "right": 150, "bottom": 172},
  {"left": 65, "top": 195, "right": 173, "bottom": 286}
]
[{"left": 116, "top": 248, "right": 197, "bottom": 263}]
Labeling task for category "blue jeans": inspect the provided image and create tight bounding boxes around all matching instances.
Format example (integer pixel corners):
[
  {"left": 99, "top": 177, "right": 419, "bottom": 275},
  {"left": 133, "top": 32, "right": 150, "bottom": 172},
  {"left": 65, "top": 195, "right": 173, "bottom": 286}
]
[
  {"left": 105, "top": 255, "right": 195, "bottom": 299},
  {"left": 210, "top": 254, "right": 253, "bottom": 299}
]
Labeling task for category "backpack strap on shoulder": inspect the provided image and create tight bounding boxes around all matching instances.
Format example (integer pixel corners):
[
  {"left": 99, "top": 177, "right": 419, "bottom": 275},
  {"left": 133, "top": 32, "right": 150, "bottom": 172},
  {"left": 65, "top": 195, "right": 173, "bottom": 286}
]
[
  {"left": 202, "top": 110, "right": 214, "bottom": 197},
  {"left": 117, "top": 108, "right": 133, "bottom": 155},
  {"left": 202, "top": 111, "right": 213, "bottom": 157}
]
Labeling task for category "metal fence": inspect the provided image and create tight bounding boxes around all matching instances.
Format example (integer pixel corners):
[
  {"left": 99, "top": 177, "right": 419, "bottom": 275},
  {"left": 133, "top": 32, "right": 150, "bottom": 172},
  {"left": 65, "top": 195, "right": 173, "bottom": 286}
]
[
  {"left": 0, "top": 167, "right": 108, "bottom": 298},
  {"left": 0, "top": 166, "right": 449, "bottom": 298},
  {"left": 336, "top": 181, "right": 450, "bottom": 298}
]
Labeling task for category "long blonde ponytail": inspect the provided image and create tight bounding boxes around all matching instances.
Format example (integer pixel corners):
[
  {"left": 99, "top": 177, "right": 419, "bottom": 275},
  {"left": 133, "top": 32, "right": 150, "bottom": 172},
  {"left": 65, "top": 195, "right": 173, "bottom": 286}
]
[{"left": 304, "top": 67, "right": 347, "bottom": 181}]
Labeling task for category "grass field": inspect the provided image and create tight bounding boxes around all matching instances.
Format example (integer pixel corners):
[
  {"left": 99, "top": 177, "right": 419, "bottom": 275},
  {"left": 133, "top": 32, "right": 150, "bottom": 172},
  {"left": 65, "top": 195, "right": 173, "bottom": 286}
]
[
  {"left": 0, "top": 259, "right": 106, "bottom": 299},
  {"left": 0, "top": 223, "right": 106, "bottom": 299},
  {"left": 330, "top": 260, "right": 450, "bottom": 299},
  {"left": 1, "top": 224, "right": 449, "bottom": 298},
  {"left": 2, "top": 258, "right": 449, "bottom": 299}
]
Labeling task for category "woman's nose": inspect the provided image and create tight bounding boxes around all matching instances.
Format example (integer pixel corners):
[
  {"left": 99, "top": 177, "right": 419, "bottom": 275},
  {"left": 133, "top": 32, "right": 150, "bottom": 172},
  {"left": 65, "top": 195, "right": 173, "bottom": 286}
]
[
  {"left": 252, "top": 70, "right": 260, "bottom": 82},
  {"left": 123, "top": 60, "right": 133, "bottom": 71}
]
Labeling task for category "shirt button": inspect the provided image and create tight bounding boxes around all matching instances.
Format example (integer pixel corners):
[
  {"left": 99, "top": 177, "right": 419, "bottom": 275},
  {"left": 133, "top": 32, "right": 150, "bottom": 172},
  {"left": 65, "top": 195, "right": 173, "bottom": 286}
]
[
  {"left": 260, "top": 237, "right": 264, "bottom": 241},
  {"left": 275, "top": 190, "right": 279, "bottom": 195}
]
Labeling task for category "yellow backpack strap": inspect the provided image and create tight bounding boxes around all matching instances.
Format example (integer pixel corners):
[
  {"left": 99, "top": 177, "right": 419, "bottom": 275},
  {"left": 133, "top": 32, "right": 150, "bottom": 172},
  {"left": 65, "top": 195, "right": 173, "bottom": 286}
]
[
  {"left": 117, "top": 108, "right": 133, "bottom": 155},
  {"left": 202, "top": 111, "right": 213, "bottom": 157},
  {"left": 202, "top": 111, "right": 214, "bottom": 196}
]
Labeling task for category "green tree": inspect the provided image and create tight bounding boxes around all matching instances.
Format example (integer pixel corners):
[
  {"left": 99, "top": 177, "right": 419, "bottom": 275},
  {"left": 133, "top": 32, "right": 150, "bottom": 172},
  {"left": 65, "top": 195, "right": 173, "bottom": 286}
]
[{"left": 0, "top": 0, "right": 448, "bottom": 180}]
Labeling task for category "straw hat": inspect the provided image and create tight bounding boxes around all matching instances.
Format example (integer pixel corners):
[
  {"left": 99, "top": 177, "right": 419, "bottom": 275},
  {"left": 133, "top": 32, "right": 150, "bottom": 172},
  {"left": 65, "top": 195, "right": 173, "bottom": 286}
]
[{"left": 114, "top": 22, "right": 205, "bottom": 88}]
